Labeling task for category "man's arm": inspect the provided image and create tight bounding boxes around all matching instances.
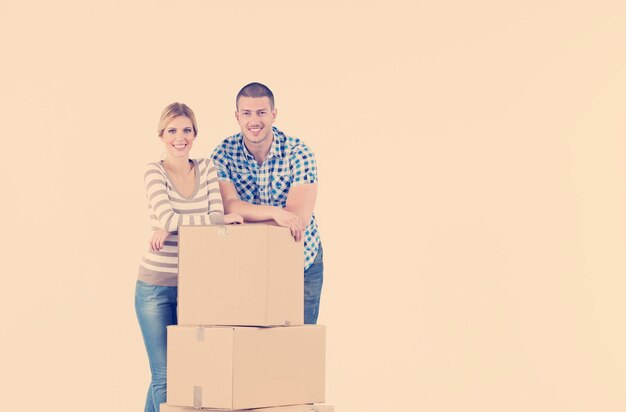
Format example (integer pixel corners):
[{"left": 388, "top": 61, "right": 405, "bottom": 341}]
[
  {"left": 284, "top": 182, "right": 318, "bottom": 230},
  {"left": 281, "top": 140, "right": 319, "bottom": 240},
  {"left": 219, "top": 180, "right": 307, "bottom": 241},
  {"left": 218, "top": 180, "right": 277, "bottom": 221}
]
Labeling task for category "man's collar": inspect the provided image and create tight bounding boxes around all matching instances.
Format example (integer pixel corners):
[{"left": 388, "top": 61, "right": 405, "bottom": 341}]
[
  {"left": 239, "top": 127, "right": 281, "bottom": 161},
  {"left": 267, "top": 127, "right": 282, "bottom": 159},
  {"left": 240, "top": 135, "right": 254, "bottom": 159}
]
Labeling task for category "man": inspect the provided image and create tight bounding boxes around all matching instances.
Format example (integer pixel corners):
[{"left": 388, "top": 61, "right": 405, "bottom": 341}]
[{"left": 210, "top": 82, "right": 323, "bottom": 324}]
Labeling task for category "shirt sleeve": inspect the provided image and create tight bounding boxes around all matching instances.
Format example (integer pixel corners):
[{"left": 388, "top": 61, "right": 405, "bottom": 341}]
[
  {"left": 205, "top": 159, "right": 225, "bottom": 225},
  {"left": 144, "top": 162, "right": 221, "bottom": 233},
  {"left": 290, "top": 142, "right": 318, "bottom": 186},
  {"left": 210, "top": 144, "right": 232, "bottom": 182}
]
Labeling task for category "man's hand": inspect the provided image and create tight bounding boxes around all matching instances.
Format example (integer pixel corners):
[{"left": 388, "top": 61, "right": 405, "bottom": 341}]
[
  {"left": 150, "top": 228, "right": 169, "bottom": 251},
  {"left": 273, "top": 208, "right": 305, "bottom": 242},
  {"left": 224, "top": 213, "right": 244, "bottom": 224}
]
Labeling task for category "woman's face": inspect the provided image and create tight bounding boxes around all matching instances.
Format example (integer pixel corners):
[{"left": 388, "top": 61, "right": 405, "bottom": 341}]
[{"left": 161, "top": 116, "right": 195, "bottom": 159}]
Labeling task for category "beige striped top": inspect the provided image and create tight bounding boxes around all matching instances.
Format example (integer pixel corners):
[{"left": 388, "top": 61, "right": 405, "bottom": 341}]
[{"left": 137, "top": 158, "right": 224, "bottom": 286}]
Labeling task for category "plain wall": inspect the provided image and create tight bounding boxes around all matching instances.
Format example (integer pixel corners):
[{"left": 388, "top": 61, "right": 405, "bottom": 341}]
[{"left": 2, "top": 1, "right": 626, "bottom": 411}]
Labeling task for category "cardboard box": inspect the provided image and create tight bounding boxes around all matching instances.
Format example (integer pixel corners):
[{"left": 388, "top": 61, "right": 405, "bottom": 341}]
[
  {"left": 178, "top": 224, "right": 304, "bottom": 326},
  {"left": 160, "top": 404, "right": 334, "bottom": 412},
  {"left": 167, "top": 325, "right": 325, "bottom": 410}
]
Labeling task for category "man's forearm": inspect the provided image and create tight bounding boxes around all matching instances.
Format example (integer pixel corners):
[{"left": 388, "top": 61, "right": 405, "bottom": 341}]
[
  {"left": 283, "top": 183, "right": 317, "bottom": 229},
  {"left": 224, "top": 199, "right": 280, "bottom": 222}
]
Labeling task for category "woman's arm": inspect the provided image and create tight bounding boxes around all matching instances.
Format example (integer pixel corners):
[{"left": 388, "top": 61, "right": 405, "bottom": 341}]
[
  {"left": 144, "top": 162, "right": 218, "bottom": 233},
  {"left": 205, "top": 159, "right": 243, "bottom": 225},
  {"left": 147, "top": 160, "right": 244, "bottom": 251},
  {"left": 205, "top": 159, "right": 225, "bottom": 224}
]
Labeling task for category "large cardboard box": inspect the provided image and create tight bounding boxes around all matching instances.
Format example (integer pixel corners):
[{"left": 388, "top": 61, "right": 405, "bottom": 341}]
[
  {"left": 178, "top": 224, "right": 304, "bottom": 326},
  {"left": 161, "top": 404, "right": 334, "bottom": 412},
  {"left": 167, "top": 325, "right": 325, "bottom": 410}
]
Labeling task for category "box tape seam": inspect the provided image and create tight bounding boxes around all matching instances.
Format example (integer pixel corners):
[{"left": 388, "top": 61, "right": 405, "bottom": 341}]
[
  {"left": 196, "top": 326, "right": 205, "bottom": 341},
  {"left": 217, "top": 225, "right": 229, "bottom": 237},
  {"left": 193, "top": 386, "right": 202, "bottom": 408}
]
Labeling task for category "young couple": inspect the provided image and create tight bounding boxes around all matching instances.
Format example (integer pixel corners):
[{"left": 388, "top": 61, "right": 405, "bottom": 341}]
[{"left": 134, "top": 82, "right": 324, "bottom": 412}]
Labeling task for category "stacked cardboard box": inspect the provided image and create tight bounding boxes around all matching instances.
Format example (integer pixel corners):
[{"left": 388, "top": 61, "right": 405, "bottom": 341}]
[
  {"left": 161, "top": 224, "right": 333, "bottom": 412},
  {"left": 161, "top": 405, "right": 334, "bottom": 412}
]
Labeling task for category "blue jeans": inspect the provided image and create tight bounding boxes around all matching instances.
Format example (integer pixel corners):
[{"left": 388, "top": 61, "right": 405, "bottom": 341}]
[
  {"left": 135, "top": 280, "right": 178, "bottom": 412},
  {"left": 304, "top": 244, "right": 324, "bottom": 324}
]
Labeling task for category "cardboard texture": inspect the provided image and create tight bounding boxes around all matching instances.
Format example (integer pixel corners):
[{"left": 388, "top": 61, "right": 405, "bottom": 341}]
[
  {"left": 160, "top": 403, "right": 334, "bottom": 412},
  {"left": 178, "top": 224, "right": 304, "bottom": 326},
  {"left": 167, "top": 325, "right": 326, "bottom": 410}
]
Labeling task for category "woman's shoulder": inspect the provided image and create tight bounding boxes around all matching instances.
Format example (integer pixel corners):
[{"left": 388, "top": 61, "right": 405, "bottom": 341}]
[
  {"left": 144, "top": 161, "right": 166, "bottom": 180},
  {"left": 145, "top": 160, "right": 164, "bottom": 168}
]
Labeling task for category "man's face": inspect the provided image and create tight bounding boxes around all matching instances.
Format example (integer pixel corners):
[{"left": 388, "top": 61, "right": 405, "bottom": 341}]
[{"left": 235, "top": 96, "right": 277, "bottom": 145}]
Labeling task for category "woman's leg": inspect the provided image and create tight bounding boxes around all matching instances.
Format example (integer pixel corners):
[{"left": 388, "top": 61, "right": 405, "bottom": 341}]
[{"left": 135, "top": 280, "right": 178, "bottom": 412}]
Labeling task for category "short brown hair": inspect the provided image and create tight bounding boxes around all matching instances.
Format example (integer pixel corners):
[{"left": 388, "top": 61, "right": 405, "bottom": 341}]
[{"left": 236, "top": 82, "right": 275, "bottom": 110}]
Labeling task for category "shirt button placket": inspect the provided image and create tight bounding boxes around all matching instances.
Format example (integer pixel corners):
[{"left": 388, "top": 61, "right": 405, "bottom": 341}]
[{"left": 257, "top": 164, "right": 267, "bottom": 203}]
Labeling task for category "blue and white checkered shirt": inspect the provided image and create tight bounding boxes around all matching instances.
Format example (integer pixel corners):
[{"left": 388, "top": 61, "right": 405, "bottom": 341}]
[{"left": 210, "top": 126, "right": 321, "bottom": 270}]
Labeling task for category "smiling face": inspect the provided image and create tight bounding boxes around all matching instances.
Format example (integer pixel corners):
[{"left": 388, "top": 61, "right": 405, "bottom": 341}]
[
  {"left": 235, "top": 96, "right": 277, "bottom": 145},
  {"left": 160, "top": 116, "right": 195, "bottom": 159}
]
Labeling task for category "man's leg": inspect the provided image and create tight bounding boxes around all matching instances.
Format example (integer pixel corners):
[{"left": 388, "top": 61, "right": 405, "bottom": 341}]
[{"left": 304, "top": 244, "right": 324, "bottom": 324}]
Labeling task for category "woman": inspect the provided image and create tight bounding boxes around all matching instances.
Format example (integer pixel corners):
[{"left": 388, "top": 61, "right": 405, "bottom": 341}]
[{"left": 135, "top": 102, "right": 242, "bottom": 412}]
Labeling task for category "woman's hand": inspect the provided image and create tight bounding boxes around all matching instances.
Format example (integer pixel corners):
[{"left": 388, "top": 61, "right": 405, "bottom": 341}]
[
  {"left": 150, "top": 228, "right": 169, "bottom": 251},
  {"left": 224, "top": 213, "right": 244, "bottom": 225}
]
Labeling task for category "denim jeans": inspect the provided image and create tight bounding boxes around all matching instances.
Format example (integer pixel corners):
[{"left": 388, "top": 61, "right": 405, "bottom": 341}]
[
  {"left": 135, "top": 280, "right": 178, "bottom": 412},
  {"left": 304, "top": 244, "right": 324, "bottom": 324}
]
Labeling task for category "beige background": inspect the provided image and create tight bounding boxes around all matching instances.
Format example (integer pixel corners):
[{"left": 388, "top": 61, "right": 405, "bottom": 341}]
[{"left": 1, "top": 1, "right": 626, "bottom": 411}]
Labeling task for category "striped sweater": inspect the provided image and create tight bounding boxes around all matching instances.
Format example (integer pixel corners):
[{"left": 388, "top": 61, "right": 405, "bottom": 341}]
[{"left": 137, "top": 158, "right": 224, "bottom": 286}]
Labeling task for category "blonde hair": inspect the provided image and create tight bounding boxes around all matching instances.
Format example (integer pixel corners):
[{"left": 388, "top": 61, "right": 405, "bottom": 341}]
[{"left": 157, "top": 102, "right": 198, "bottom": 137}]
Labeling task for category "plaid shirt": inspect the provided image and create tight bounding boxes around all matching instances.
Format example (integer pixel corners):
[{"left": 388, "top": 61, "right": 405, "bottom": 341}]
[{"left": 210, "top": 126, "right": 321, "bottom": 270}]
